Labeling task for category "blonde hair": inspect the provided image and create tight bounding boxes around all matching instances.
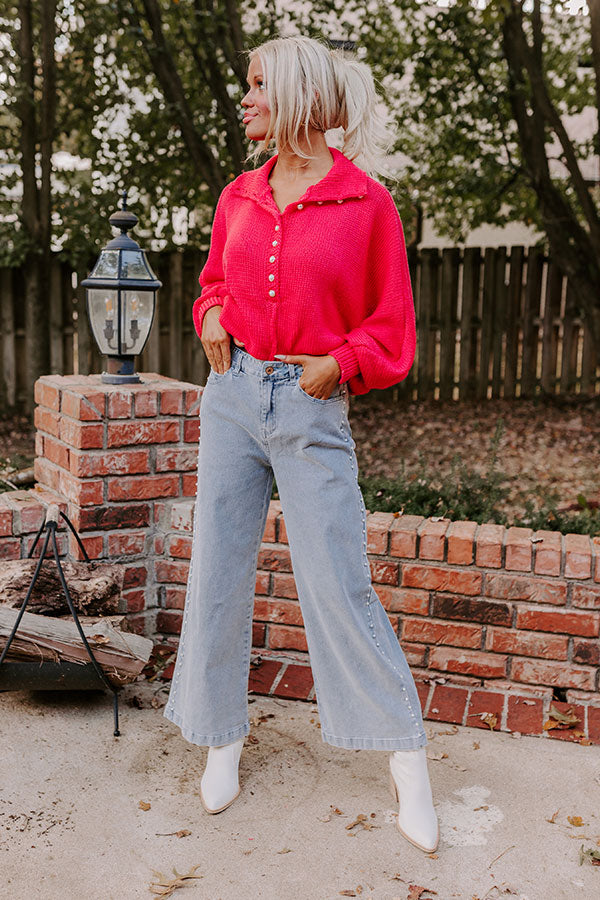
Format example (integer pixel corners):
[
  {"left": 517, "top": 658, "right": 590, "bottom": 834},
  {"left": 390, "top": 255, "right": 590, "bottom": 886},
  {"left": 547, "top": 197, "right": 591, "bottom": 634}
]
[{"left": 243, "top": 35, "right": 398, "bottom": 181}]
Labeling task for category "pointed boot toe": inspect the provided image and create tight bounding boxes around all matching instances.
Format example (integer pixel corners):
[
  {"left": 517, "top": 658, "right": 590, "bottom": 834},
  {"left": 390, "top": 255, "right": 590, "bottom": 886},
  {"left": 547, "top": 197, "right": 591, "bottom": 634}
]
[
  {"left": 200, "top": 737, "right": 244, "bottom": 814},
  {"left": 389, "top": 749, "right": 439, "bottom": 853}
]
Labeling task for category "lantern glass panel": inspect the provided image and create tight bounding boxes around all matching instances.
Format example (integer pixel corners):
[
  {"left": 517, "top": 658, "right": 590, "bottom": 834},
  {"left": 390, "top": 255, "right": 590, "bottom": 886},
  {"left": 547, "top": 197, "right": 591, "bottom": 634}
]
[
  {"left": 87, "top": 288, "right": 118, "bottom": 355},
  {"left": 90, "top": 250, "right": 120, "bottom": 279},
  {"left": 120, "top": 250, "right": 154, "bottom": 280},
  {"left": 121, "top": 290, "right": 154, "bottom": 355}
]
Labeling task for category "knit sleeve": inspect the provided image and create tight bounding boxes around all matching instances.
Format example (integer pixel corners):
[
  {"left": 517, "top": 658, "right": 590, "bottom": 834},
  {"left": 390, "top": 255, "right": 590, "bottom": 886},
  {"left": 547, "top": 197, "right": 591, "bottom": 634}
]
[
  {"left": 328, "top": 190, "right": 416, "bottom": 393},
  {"left": 192, "top": 183, "right": 232, "bottom": 340}
]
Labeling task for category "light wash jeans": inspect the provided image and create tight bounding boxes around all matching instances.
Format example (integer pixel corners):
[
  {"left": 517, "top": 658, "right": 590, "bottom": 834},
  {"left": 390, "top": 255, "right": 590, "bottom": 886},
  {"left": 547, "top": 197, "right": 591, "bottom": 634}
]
[{"left": 163, "top": 344, "right": 428, "bottom": 751}]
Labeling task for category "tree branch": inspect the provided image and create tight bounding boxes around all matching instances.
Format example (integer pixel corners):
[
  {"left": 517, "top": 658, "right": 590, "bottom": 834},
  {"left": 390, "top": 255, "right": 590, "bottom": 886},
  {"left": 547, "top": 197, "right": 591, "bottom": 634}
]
[
  {"left": 39, "top": 0, "right": 58, "bottom": 253},
  {"left": 588, "top": 0, "right": 600, "bottom": 166},
  {"left": 17, "top": 0, "right": 39, "bottom": 243},
  {"left": 124, "top": 0, "right": 225, "bottom": 201},
  {"left": 521, "top": 0, "right": 600, "bottom": 241}
]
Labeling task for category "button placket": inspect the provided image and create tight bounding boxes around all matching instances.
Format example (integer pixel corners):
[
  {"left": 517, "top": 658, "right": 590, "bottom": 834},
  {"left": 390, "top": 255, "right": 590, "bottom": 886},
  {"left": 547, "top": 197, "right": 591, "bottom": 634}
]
[{"left": 268, "top": 221, "right": 280, "bottom": 301}]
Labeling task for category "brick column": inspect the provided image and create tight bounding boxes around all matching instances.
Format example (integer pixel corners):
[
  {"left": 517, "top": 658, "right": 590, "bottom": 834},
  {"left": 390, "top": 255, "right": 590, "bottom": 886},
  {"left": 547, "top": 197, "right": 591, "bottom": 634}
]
[{"left": 32, "top": 373, "right": 201, "bottom": 632}]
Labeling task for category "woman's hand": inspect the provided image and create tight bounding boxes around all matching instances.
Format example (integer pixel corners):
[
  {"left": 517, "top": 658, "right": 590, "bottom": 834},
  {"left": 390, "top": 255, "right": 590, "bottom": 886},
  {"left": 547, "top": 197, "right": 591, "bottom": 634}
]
[
  {"left": 201, "top": 305, "right": 245, "bottom": 373},
  {"left": 275, "top": 353, "right": 342, "bottom": 400}
]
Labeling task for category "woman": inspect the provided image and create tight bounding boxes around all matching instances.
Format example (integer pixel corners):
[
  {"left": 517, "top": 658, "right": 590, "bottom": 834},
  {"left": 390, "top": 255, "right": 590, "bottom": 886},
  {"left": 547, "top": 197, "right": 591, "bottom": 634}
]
[{"left": 163, "top": 35, "right": 439, "bottom": 854}]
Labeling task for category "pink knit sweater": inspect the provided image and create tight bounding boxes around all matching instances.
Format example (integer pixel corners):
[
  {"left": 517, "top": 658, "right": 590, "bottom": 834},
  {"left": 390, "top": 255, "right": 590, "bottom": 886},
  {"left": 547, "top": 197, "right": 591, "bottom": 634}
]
[{"left": 192, "top": 146, "right": 416, "bottom": 396}]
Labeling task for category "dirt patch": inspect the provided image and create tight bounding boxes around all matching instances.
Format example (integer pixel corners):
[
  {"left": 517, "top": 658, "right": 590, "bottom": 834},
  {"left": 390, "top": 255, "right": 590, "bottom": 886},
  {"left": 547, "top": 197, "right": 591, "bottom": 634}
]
[{"left": 349, "top": 394, "right": 600, "bottom": 520}]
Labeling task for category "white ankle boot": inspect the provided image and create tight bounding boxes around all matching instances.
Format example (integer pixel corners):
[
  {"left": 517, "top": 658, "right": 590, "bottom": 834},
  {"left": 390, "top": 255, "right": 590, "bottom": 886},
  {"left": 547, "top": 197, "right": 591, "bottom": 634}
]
[
  {"left": 200, "top": 737, "right": 244, "bottom": 814},
  {"left": 389, "top": 747, "right": 439, "bottom": 852}
]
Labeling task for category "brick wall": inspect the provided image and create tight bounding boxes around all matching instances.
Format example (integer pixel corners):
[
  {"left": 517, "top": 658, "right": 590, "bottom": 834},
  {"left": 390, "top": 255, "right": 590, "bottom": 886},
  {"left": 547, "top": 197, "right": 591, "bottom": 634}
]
[
  {"left": 0, "top": 373, "right": 201, "bottom": 631},
  {"left": 154, "top": 496, "right": 600, "bottom": 744},
  {"left": 1, "top": 373, "right": 598, "bottom": 744}
]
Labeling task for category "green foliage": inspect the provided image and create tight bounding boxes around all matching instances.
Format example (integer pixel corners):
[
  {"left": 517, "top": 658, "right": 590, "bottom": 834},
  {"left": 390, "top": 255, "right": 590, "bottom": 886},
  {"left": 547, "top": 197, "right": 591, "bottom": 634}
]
[
  {"left": 512, "top": 495, "right": 600, "bottom": 537},
  {"left": 357, "top": 418, "right": 599, "bottom": 537},
  {"left": 394, "top": 0, "right": 595, "bottom": 242},
  {"left": 359, "top": 419, "right": 510, "bottom": 524}
]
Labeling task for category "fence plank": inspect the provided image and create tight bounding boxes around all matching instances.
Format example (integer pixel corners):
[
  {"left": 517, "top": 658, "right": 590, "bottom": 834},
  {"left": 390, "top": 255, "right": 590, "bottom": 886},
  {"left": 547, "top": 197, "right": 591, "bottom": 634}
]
[
  {"left": 459, "top": 247, "right": 480, "bottom": 400},
  {"left": 49, "top": 260, "right": 64, "bottom": 374},
  {"left": 521, "top": 246, "right": 543, "bottom": 397},
  {"left": 580, "top": 317, "right": 597, "bottom": 394},
  {"left": 417, "top": 249, "right": 438, "bottom": 400},
  {"left": 541, "top": 261, "right": 563, "bottom": 393},
  {"left": 491, "top": 247, "right": 507, "bottom": 398},
  {"left": 559, "top": 281, "right": 579, "bottom": 394},
  {"left": 504, "top": 246, "right": 523, "bottom": 399},
  {"left": 168, "top": 252, "right": 183, "bottom": 381},
  {"left": 439, "top": 248, "right": 459, "bottom": 401},
  {"left": 478, "top": 248, "right": 496, "bottom": 399}
]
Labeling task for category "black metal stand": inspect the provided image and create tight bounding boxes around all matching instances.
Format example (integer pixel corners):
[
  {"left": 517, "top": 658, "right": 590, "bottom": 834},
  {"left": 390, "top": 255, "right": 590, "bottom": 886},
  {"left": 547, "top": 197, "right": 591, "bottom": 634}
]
[{"left": 0, "top": 504, "right": 121, "bottom": 736}]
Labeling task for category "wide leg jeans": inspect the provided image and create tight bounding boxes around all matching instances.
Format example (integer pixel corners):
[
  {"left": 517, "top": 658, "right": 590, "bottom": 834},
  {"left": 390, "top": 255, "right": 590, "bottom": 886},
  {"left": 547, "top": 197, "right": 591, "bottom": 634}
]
[{"left": 163, "top": 345, "right": 428, "bottom": 751}]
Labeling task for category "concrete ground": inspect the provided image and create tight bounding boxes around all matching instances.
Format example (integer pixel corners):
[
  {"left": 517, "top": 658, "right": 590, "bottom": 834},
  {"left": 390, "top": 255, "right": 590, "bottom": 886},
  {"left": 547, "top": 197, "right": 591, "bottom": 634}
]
[{"left": 1, "top": 680, "right": 599, "bottom": 900}]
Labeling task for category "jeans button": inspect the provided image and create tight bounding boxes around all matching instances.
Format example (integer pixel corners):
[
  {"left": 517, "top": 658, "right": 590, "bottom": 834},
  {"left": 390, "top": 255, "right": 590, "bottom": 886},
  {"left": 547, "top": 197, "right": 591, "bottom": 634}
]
[{"left": 265, "top": 365, "right": 274, "bottom": 374}]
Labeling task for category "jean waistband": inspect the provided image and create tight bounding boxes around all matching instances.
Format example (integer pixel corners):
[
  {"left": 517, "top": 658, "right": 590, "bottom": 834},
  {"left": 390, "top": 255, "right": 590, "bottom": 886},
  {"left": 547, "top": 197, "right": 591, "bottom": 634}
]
[{"left": 230, "top": 344, "right": 304, "bottom": 381}]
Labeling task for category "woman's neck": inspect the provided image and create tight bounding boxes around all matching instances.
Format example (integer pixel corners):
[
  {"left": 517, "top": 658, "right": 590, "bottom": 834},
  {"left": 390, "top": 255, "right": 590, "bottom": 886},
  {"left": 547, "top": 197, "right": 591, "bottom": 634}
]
[{"left": 272, "top": 131, "right": 333, "bottom": 181}]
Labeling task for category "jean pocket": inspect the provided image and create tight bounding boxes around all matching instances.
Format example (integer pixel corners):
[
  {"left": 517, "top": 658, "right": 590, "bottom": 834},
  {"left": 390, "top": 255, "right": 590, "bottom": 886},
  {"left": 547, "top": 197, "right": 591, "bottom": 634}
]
[
  {"left": 209, "top": 364, "right": 233, "bottom": 380},
  {"left": 296, "top": 380, "right": 343, "bottom": 404}
]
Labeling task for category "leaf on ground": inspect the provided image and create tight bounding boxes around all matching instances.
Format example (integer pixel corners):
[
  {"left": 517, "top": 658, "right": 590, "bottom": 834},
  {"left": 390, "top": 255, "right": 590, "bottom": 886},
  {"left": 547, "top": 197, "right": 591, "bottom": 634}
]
[
  {"left": 568, "top": 815, "right": 585, "bottom": 827},
  {"left": 544, "top": 705, "right": 580, "bottom": 730},
  {"left": 579, "top": 844, "right": 600, "bottom": 866},
  {"left": 436, "top": 725, "right": 459, "bottom": 736},
  {"left": 407, "top": 885, "right": 437, "bottom": 899},
  {"left": 426, "top": 750, "right": 448, "bottom": 760},
  {"left": 345, "top": 813, "right": 379, "bottom": 832},
  {"left": 473, "top": 741, "right": 480, "bottom": 749},
  {"left": 139, "top": 801, "right": 151, "bottom": 811},
  {"left": 277, "top": 847, "right": 292, "bottom": 854},
  {"left": 155, "top": 830, "right": 191, "bottom": 838},
  {"left": 250, "top": 713, "right": 275, "bottom": 726},
  {"left": 546, "top": 809, "right": 560, "bottom": 824},
  {"left": 481, "top": 713, "right": 498, "bottom": 730},
  {"left": 149, "top": 864, "right": 203, "bottom": 896},
  {"left": 339, "top": 892, "right": 356, "bottom": 897}
]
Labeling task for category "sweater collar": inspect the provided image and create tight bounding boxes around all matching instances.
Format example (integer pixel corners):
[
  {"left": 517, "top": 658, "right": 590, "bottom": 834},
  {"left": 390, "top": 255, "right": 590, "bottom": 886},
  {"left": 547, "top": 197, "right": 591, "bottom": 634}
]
[{"left": 231, "top": 146, "right": 368, "bottom": 208}]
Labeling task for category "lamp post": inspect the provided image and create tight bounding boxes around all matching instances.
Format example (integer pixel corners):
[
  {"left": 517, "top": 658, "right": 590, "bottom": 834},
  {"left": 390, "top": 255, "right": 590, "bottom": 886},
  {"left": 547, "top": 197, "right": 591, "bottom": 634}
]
[{"left": 81, "top": 191, "right": 161, "bottom": 384}]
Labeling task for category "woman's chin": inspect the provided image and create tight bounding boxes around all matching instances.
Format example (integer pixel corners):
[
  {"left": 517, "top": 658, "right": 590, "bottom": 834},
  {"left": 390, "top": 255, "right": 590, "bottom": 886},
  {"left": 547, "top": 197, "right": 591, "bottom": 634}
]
[{"left": 245, "top": 125, "right": 268, "bottom": 142}]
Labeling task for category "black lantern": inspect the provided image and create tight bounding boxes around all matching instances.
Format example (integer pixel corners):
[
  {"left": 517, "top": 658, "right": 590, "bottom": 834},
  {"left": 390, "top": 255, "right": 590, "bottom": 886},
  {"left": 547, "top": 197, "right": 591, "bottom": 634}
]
[{"left": 81, "top": 191, "right": 161, "bottom": 384}]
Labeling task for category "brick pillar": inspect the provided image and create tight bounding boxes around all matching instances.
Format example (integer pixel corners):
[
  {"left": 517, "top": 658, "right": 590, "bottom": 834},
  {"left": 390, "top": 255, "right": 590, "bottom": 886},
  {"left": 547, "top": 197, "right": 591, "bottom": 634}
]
[{"left": 32, "top": 373, "right": 201, "bottom": 633}]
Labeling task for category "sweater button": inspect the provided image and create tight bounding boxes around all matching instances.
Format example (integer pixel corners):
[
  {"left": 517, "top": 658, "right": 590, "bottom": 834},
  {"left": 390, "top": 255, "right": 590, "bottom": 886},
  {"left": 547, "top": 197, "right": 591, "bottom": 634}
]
[
  {"left": 268, "top": 290, "right": 275, "bottom": 297},
  {"left": 297, "top": 203, "right": 303, "bottom": 209},
  {"left": 274, "top": 224, "right": 280, "bottom": 231},
  {"left": 337, "top": 199, "right": 344, "bottom": 204},
  {"left": 272, "top": 240, "right": 278, "bottom": 246},
  {"left": 317, "top": 201, "right": 323, "bottom": 205},
  {"left": 269, "top": 255, "right": 275, "bottom": 263},
  {"left": 268, "top": 274, "right": 275, "bottom": 282}
]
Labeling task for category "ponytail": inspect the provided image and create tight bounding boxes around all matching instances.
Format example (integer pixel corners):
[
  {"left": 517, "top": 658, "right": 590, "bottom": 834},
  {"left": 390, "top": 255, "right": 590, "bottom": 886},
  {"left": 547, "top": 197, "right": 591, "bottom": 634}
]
[{"left": 328, "top": 48, "right": 399, "bottom": 181}]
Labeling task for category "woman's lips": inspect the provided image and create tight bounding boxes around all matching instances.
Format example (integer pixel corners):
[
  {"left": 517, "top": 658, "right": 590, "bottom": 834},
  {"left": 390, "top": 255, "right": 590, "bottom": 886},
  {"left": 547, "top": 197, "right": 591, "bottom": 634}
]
[{"left": 243, "top": 114, "right": 257, "bottom": 123}]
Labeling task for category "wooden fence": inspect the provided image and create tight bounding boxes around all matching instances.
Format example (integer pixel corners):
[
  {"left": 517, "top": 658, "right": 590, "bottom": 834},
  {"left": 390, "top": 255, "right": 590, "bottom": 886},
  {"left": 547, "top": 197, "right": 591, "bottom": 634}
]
[{"left": 0, "top": 245, "right": 598, "bottom": 414}]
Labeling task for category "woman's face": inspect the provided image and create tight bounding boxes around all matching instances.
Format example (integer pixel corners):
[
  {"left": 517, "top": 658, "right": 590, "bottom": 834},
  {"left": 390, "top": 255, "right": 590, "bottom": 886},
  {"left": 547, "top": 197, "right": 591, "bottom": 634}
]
[{"left": 241, "top": 56, "right": 270, "bottom": 140}]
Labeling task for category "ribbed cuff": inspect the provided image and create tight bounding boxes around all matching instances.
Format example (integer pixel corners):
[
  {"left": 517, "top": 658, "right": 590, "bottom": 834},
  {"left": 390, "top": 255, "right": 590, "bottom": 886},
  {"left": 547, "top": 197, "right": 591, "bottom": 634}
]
[
  {"left": 192, "top": 295, "right": 226, "bottom": 339},
  {"left": 328, "top": 342, "right": 361, "bottom": 383}
]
